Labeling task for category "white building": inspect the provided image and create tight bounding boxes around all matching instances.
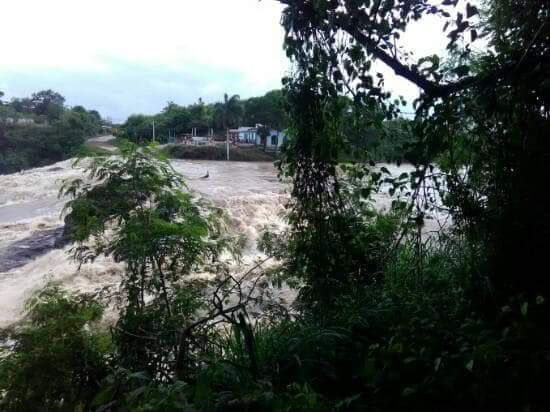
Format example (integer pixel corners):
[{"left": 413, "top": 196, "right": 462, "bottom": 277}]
[
  {"left": 229, "top": 126, "right": 288, "bottom": 150},
  {"left": 262, "top": 129, "right": 288, "bottom": 151},
  {"left": 229, "top": 126, "right": 258, "bottom": 144}
]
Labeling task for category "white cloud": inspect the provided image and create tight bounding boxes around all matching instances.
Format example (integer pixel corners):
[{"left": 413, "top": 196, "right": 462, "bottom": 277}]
[
  {"left": 0, "top": 0, "right": 287, "bottom": 78},
  {"left": 0, "top": 0, "right": 288, "bottom": 118},
  {"left": 0, "top": 0, "right": 449, "bottom": 120}
]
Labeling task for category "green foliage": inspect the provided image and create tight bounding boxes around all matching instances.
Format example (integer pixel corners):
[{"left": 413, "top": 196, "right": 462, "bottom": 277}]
[
  {"left": 0, "top": 285, "right": 109, "bottom": 411},
  {"left": 215, "top": 93, "right": 244, "bottom": 130},
  {"left": 278, "top": 0, "right": 550, "bottom": 305},
  {"left": 29, "top": 89, "right": 66, "bottom": 119},
  {"left": 119, "top": 90, "right": 289, "bottom": 143},
  {"left": 121, "top": 114, "right": 155, "bottom": 143},
  {"left": 242, "top": 89, "right": 288, "bottom": 130},
  {"left": 338, "top": 99, "right": 418, "bottom": 163},
  {"left": 92, "top": 368, "right": 194, "bottom": 411},
  {"left": 61, "top": 141, "right": 228, "bottom": 378},
  {"left": 0, "top": 91, "right": 105, "bottom": 174},
  {"left": 273, "top": 72, "right": 407, "bottom": 321},
  {"left": 2, "top": 2, "right": 549, "bottom": 410}
]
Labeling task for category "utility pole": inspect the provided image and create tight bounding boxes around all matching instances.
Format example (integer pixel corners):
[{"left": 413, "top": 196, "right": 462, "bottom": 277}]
[
  {"left": 152, "top": 120, "right": 156, "bottom": 142},
  {"left": 226, "top": 128, "right": 230, "bottom": 161}
]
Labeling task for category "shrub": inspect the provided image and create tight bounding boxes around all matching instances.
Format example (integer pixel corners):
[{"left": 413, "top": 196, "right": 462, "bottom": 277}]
[{"left": 0, "top": 285, "right": 109, "bottom": 411}]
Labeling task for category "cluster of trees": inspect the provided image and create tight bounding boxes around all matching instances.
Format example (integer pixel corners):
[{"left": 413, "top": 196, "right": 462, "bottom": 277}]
[
  {"left": 1, "top": 0, "right": 549, "bottom": 410},
  {"left": 122, "top": 89, "right": 417, "bottom": 163},
  {"left": 0, "top": 90, "right": 105, "bottom": 174},
  {"left": 120, "top": 90, "right": 289, "bottom": 143}
]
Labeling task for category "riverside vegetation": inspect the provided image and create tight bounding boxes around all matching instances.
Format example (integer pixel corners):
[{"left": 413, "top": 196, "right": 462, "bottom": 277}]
[
  {"left": 122, "top": 90, "right": 418, "bottom": 164},
  {"left": 1, "top": 0, "right": 549, "bottom": 411},
  {"left": 0, "top": 90, "right": 106, "bottom": 174}
]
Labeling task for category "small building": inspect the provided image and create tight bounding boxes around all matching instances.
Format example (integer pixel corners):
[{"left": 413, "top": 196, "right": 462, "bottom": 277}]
[
  {"left": 262, "top": 129, "right": 288, "bottom": 151},
  {"left": 229, "top": 126, "right": 258, "bottom": 144},
  {"left": 229, "top": 126, "right": 288, "bottom": 150}
]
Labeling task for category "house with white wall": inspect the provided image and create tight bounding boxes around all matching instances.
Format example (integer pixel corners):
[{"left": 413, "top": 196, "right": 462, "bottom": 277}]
[
  {"left": 261, "top": 129, "right": 288, "bottom": 151},
  {"left": 229, "top": 127, "right": 258, "bottom": 144},
  {"left": 229, "top": 125, "right": 288, "bottom": 150}
]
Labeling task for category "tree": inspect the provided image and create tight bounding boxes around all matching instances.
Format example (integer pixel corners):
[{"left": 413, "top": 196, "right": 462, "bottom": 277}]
[
  {"left": 88, "top": 109, "right": 101, "bottom": 123},
  {"left": 0, "top": 286, "right": 108, "bottom": 410},
  {"left": 60, "top": 142, "right": 226, "bottom": 377},
  {"left": 157, "top": 101, "right": 192, "bottom": 137},
  {"left": 30, "top": 89, "right": 65, "bottom": 119},
  {"left": 9, "top": 97, "right": 34, "bottom": 114},
  {"left": 278, "top": 0, "right": 550, "bottom": 304},
  {"left": 64, "top": 107, "right": 103, "bottom": 137},
  {"left": 122, "top": 114, "right": 154, "bottom": 142},
  {"left": 221, "top": 93, "right": 243, "bottom": 129},
  {"left": 188, "top": 98, "right": 212, "bottom": 131},
  {"left": 0, "top": 98, "right": 100, "bottom": 174},
  {"left": 256, "top": 124, "right": 271, "bottom": 148},
  {"left": 243, "top": 90, "right": 288, "bottom": 130}
]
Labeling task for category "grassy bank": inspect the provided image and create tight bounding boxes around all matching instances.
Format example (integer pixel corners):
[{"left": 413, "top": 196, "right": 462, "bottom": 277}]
[{"left": 165, "top": 143, "right": 276, "bottom": 162}]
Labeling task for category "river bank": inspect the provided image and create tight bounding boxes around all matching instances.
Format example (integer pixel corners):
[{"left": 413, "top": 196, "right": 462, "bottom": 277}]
[
  {"left": 165, "top": 143, "right": 276, "bottom": 162},
  {"left": 0, "top": 158, "right": 443, "bottom": 326}
]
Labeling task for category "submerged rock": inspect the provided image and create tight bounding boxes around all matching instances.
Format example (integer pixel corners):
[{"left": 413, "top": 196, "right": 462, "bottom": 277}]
[{"left": 0, "top": 227, "right": 65, "bottom": 273}]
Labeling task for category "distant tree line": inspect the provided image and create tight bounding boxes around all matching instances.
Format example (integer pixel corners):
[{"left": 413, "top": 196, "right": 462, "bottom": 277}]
[
  {"left": 120, "top": 90, "right": 289, "bottom": 143},
  {"left": 0, "top": 89, "right": 106, "bottom": 174},
  {"left": 121, "top": 89, "right": 417, "bottom": 163}
]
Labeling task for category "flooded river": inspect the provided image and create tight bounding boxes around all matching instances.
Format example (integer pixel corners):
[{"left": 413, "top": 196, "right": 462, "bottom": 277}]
[{"left": 0, "top": 159, "right": 427, "bottom": 326}]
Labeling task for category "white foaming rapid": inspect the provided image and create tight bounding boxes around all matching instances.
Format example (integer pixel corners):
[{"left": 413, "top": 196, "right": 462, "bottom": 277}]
[
  {"left": 0, "top": 159, "right": 288, "bottom": 326},
  {"left": 0, "top": 158, "right": 440, "bottom": 326}
]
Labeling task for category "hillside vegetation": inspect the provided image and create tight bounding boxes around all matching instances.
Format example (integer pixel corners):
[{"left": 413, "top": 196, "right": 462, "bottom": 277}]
[{"left": 0, "top": 90, "right": 106, "bottom": 174}]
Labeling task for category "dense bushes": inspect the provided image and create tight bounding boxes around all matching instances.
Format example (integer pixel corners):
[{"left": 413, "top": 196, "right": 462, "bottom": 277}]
[
  {"left": 2, "top": 231, "right": 549, "bottom": 410},
  {"left": 0, "top": 91, "right": 104, "bottom": 174},
  {"left": 1, "top": 142, "right": 549, "bottom": 410},
  {"left": 0, "top": 118, "right": 83, "bottom": 173},
  {"left": 0, "top": 286, "right": 109, "bottom": 411}
]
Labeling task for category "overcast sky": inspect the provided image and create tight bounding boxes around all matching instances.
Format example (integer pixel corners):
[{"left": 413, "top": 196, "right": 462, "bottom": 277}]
[{"left": 0, "top": 0, "right": 447, "bottom": 123}]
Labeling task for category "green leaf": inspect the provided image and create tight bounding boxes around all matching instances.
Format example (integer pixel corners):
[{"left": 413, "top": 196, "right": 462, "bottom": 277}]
[
  {"left": 454, "top": 65, "right": 470, "bottom": 77},
  {"left": 402, "top": 387, "right": 416, "bottom": 396},
  {"left": 92, "top": 386, "right": 115, "bottom": 407},
  {"left": 521, "top": 302, "right": 528, "bottom": 316},
  {"left": 434, "top": 357, "right": 442, "bottom": 371}
]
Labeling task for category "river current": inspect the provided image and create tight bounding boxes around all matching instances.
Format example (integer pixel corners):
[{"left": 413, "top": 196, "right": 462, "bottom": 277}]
[{"left": 0, "top": 159, "right": 427, "bottom": 326}]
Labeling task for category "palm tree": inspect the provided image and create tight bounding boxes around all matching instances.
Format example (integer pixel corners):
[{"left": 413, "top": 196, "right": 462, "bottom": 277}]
[{"left": 222, "top": 93, "right": 243, "bottom": 129}]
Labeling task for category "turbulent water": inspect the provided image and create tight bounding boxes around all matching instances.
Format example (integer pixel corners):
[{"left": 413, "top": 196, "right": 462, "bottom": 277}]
[
  {"left": 0, "top": 159, "right": 432, "bottom": 326},
  {"left": 0, "top": 160, "right": 289, "bottom": 326}
]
